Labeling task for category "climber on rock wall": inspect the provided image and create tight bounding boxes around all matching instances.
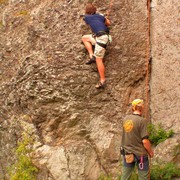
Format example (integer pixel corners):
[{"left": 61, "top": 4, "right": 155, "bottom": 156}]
[
  {"left": 120, "top": 99, "right": 154, "bottom": 180},
  {"left": 81, "top": 3, "right": 111, "bottom": 89}
]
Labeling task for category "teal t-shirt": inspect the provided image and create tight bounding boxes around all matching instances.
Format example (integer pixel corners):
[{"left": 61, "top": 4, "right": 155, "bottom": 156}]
[{"left": 121, "top": 114, "right": 149, "bottom": 156}]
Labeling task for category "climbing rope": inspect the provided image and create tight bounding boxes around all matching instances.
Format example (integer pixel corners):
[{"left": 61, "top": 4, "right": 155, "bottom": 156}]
[
  {"left": 146, "top": 5, "right": 152, "bottom": 180},
  {"left": 145, "top": 0, "right": 151, "bottom": 121},
  {"left": 148, "top": 156, "right": 151, "bottom": 180},
  {"left": 105, "top": 0, "right": 150, "bottom": 121}
]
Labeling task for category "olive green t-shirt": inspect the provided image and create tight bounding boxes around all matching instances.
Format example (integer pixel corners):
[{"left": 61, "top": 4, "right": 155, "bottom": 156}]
[{"left": 121, "top": 114, "right": 149, "bottom": 156}]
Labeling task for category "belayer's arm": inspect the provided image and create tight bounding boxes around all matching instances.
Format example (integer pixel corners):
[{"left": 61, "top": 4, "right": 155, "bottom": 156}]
[{"left": 142, "top": 139, "right": 154, "bottom": 158}]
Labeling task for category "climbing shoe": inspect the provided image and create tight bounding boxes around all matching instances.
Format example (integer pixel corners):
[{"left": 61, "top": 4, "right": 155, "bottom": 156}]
[
  {"left": 86, "top": 56, "right": 96, "bottom": 65},
  {"left": 95, "top": 81, "right": 106, "bottom": 89}
]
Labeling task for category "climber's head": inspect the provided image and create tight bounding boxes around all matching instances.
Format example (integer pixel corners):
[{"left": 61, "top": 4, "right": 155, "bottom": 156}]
[
  {"left": 131, "top": 99, "right": 144, "bottom": 112},
  {"left": 85, "top": 3, "right": 97, "bottom": 15}
]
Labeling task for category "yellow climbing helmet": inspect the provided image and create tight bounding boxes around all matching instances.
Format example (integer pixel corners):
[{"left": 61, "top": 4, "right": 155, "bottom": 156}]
[{"left": 131, "top": 99, "right": 144, "bottom": 110}]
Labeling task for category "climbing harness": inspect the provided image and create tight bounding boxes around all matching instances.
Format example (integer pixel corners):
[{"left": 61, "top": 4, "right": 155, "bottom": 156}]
[
  {"left": 96, "top": 31, "right": 109, "bottom": 37},
  {"left": 96, "top": 42, "right": 107, "bottom": 49},
  {"left": 93, "top": 31, "right": 110, "bottom": 49}
]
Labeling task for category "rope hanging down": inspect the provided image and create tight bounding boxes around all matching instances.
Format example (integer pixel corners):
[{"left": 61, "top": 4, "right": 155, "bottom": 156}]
[
  {"left": 145, "top": 0, "right": 151, "bottom": 121},
  {"left": 105, "top": 0, "right": 150, "bottom": 121},
  {"left": 146, "top": 2, "right": 151, "bottom": 180},
  {"left": 145, "top": 0, "right": 150, "bottom": 120}
]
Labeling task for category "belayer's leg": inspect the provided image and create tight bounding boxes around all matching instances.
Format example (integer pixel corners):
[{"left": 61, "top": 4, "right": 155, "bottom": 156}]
[
  {"left": 137, "top": 155, "right": 149, "bottom": 180},
  {"left": 121, "top": 156, "right": 135, "bottom": 180},
  {"left": 121, "top": 166, "right": 134, "bottom": 180}
]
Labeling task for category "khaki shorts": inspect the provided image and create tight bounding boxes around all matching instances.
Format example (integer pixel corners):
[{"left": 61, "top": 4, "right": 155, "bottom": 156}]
[{"left": 89, "top": 34, "right": 109, "bottom": 58}]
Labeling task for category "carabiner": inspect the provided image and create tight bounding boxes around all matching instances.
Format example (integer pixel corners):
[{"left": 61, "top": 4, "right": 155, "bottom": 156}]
[
  {"left": 139, "top": 162, "right": 144, "bottom": 169},
  {"left": 139, "top": 156, "right": 144, "bottom": 170}
]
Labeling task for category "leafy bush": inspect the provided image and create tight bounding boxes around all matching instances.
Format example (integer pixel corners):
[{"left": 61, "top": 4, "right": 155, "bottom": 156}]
[
  {"left": 150, "top": 162, "right": 180, "bottom": 180},
  {"left": 98, "top": 174, "right": 113, "bottom": 180},
  {"left": 9, "top": 132, "right": 38, "bottom": 180},
  {"left": 148, "top": 123, "right": 174, "bottom": 145}
]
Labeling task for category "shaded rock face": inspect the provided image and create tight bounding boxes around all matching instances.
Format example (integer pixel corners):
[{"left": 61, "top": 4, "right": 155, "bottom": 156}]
[
  {"left": 150, "top": 0, "right": 180, "bottom": 130},
  {"left": 150, "top": 0, "right": 180, "bottom": 164},
  {"left": 0, "top": 0, "right": 178, "bottom": 179}
]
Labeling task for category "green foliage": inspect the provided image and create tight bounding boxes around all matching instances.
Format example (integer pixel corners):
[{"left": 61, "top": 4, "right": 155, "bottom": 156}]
[
  {"left": 98, "top": 174, "right": 113, "bottom": 180},
  {"left": 150, "top": 162, "right": 180, "bottom": 180},
  {"left": 9, "top": 132, "right": 38, "bottom": 180},
  {"left": 148, "top": 123, "right": 174, "bottom": 145}
]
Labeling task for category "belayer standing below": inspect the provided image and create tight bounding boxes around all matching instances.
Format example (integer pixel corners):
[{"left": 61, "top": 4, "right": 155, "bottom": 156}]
[
  {"left": 82, "top": 3, "right": 111, "bottom": 89},
  {"left": 120, "top": 99, "right": 154, "bottom": 180}
]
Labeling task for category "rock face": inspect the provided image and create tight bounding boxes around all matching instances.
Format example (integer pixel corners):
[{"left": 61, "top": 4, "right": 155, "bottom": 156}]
[
  {"left": 150, "top": 0, "right": 179, "bottom": 131},
  {"left": 0, "top": 0, "right": 179, "bottom": 179},
  {"left": 150, "top": 0, "right": 180, "bottom": 166}
]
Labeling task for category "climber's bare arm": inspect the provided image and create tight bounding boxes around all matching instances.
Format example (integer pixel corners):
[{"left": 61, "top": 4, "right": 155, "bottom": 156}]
[{"left": 105, "top": 18, "right": 111, "bottom": 26}]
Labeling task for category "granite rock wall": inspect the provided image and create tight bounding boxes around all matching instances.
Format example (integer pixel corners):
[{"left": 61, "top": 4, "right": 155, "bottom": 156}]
[
  {"left": 0, "top": 0, "right": 179, "bottom": 179},
  {"left": 150, "top": 0, "right": 180, "bottom": 168}
]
